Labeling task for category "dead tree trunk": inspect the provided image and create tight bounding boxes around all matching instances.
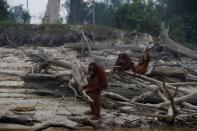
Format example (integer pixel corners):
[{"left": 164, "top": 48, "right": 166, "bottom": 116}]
[
  {"left": 43, "top": 0, "right": 60, "bottom": 24},
  {"left": 160, "top": 22, "right": 197, "bottom": 60}
]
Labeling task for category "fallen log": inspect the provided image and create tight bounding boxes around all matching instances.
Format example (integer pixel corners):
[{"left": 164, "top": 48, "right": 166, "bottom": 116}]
[
  {"left": 110, "top": 73, "right": 163, "bottom": 103},
  {"left": 134, "top": 92, "right": 197, "bottom": 110},
  {"left": 0, "top": 70, "right": 25, "bottom": 77},
  {"left": 0, "top": 115, "right": 38, "bottom": 126},
  {"left": 69, "top": 116, "right": 104, "bottom": 129},
  {"left": 64, "top": 42, "right": 131, "bottom": 50},
  {"left": 182, "top": 102, "right": 197, "bottom": 111},
  {"left": 32, "top": 122, "right": 77, "bottom": 131},
  {"left": 103, "top": 92, "right": 130, "bottom": 102},
  {"left": 0, "top": 71, "right": 74, "bottom": 96},
  {"left": 125, "top": 71, "right": 189, "bottom": 94},
  {"left": 151, "top": 65, "right": 186, "bottom": 77},
  {"left": 94, "top": 56, "right": 115, "bottom": 66},
  {"left": 160, "top": 92, "right": 197, "bottom": 108},
  {"left": 0, "top": 70, "right": 71, "bottom": 81},
  {"left": 167, "top": 82, "right": 197, "bottom": 86},
  {"left": 6, "top": 35, "right": 72, "bottom": 71},
  {"left": 47, "top": 59, "right": 72, "bottom": 69}
]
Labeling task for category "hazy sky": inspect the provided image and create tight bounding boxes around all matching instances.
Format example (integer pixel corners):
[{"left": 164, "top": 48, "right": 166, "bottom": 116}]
[{"left": 7, "top": 0, "right": 68, "bottom": 24}]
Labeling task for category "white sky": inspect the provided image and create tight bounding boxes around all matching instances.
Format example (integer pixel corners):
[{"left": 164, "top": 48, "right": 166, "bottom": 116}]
[{"left": 7, "top": 0, "right": 68, "bottom": 24}]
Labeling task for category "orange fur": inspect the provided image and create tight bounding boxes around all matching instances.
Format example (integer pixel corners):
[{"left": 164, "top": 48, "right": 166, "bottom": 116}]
[
  {"left": 82, "top": 62, "right": 107, "bottom": 119},
  {"left": 131, "top": 48, "right": 150, "bottom": 75},
  {"left": 114, "top": 49, "right": 151, "bottom": 75}
]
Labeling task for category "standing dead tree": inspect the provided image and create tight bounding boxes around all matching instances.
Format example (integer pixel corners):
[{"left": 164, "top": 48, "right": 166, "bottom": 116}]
[
  {"left": 159, "top": 22, "right": 197, "bottom": 60},
  {"left": 43, "top": 0, "right": 60, "bottom": 24},
  {"left": 80, "top": 31, "right": 94, "bottom": 62}
]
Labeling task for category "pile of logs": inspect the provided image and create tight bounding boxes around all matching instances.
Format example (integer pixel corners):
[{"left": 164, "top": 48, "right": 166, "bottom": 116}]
[{"left": 2, "top": 22, "right": 197, "bottom": 129}]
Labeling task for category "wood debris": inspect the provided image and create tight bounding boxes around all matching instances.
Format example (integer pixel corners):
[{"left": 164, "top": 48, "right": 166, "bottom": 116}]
[{"left": 1, "top": 23, "right": 197, "bottom": 130}]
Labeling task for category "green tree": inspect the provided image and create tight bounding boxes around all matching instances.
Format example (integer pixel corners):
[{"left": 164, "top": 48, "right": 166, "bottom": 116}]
[
  {"left": 94, "top": 3, "right": 114, "bottom": 26},
  {"left": 66, "top": 0, "right": 89, "bottom": 24},
  {"left": 0, "top": 0, "right": 9, "bottom": 20},
  {"left": 9, "top": 5, "right": 31, "bottom": 24},
  {"left": 155, "top": 0, "right": 197, "bottom": 43},
  {"left": 111, "top": 0, "right": 121, "bottom": 8},
  {"left": 113, "top": 0, "right": 161, "bottom": 35},
  {"left": 65, "top": 0, "right": 114, "bottom": 25}
]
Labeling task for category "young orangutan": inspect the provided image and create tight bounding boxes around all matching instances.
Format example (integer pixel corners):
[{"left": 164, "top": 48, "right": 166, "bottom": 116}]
[
  {"left": 114, "top": 48, "right": 151, "bottom": 75},
  {"left": 131, "top": 48, "right": 151, "bottom": 75},
  {"left": 81, "top": 62, "right": 107, "bottom": 119}
]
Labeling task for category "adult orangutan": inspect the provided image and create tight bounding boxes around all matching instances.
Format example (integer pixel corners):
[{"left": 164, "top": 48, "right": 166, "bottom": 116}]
[
  {"left": 113, "top": 53, "right": 133, "bottom": 72},
  {"left": 81, "top": 62, "right": 107, "bottom": 119}
]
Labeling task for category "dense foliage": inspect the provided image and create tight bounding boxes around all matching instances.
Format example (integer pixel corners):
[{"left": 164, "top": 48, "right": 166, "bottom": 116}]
[
  {"left": 0, "top": 0, "right": 31, "bottom": 24},
  {"left": 65, "top": 0, "right": 197, "bottom": 45},
  {"left": 0, "top": 0, "right": 9, "bottom": 20},
  {"left": 0, "top": 0, "right": 196, "bottom": 45},
  {"left": 9, "top": 5, "right": 31, "bottom": 24},
  {"left": 155, "top": 0, "right": 197, "bottom": 43},
  {"left": 113, "top": 0, "right": 161, "bottom": 35}
]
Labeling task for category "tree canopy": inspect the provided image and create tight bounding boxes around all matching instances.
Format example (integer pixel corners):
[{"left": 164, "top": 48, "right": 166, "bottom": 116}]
[
  {"left": 0, "top": 0, "right": 9, "bottom": 20},
  {"left": 0, "top": 0, "right": 196, "bottom": 45},
  {"left": 65, "top": 0, "right": 197, "bottom": 45},
  {"left": 113, "top": 0, "right": 161, "bottom": 35},
  {"left": 0, "top": 0, "right": 31, "bottom": 24},
  {"left": 155, "top": 0, "right": 197, "bottom": 43},
  {"left": 9, "top": 5, "right": 31, "bottom": 24}
]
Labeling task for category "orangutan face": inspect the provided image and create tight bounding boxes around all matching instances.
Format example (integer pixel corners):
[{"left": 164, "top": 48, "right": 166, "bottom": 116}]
[{"left": 88, "top": 62, "right": 98, "bottom": 77}]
